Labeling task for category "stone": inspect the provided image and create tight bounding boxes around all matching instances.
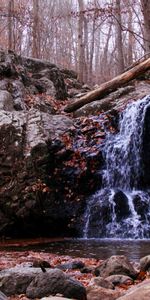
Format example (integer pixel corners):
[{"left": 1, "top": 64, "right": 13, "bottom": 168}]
[
  {"left": 22, "top": 57, "right": 67, "bottom": 100},
  {"left": 106, "top": 275, "right": 133, "bottom": 286},
  {"left": 26, "top": 269, "right": 87, "bottom": 299},
  {"left": 85, "top": 189, "right": 112, "bottom": 238},
  {"left": 113, "top": 190, "right": 130, "bottom": 222},
  {"left": 0, "top": 90, "right": 14, "bottom": 111},
  {"left": 0, "top": 265, "right": 40, "bottom": 296},
  {"left": 133, "top": 194, "right": 149, "bottom": 221},
  {"left": 32, "top": 259, "right": 51, "bottom": 269},
  {"left": 94, "top": 255, "right": 137, "bottom": 278},
  {"left": 89, "top": 276, "right": 114, "bottom": 289},
  {"left": 117, "top": 279, "right": 150, "bottom": 300},
  {"left": 140, "top": 255, "right": 150, "bottom": 272},
  {"left": 86, "top": 285, "right": 122, "bottom": 300}
]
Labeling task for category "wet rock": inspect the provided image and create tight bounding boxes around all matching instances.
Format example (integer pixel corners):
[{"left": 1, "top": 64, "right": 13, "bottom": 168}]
[
  {"left": 85, "top": 189, "right": 112, "bottom": 238},
  {"left": 89, "top": 276, "right": 114, "bottom": 289},
  {"left": 133, "top": 194, "right": 149, "bottom": 221},
  {"left": 86, "top": 285, "right": 122, "bottom": 300},
  {"left": 140, "top": 255, "right": 150, "bottom": 272},
  {"left": 106, "top": 274, "right": 133, "bottom": 286},
  {"left": 117, "top": 279, "right": 150, "bottom": 300},
  {"left": 94, "top": 255, "right": 137, "bottom": 278},
  {"left": 26, "top": 269, "right": 87, "bottom": 299},
  {"left": 142, "top": 105, "right": 150, "bottom": 188},
  {"left": 113, "top": 190, "right": 130, "bottom": 222}
]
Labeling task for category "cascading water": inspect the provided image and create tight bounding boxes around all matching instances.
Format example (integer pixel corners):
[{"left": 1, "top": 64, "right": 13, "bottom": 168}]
[{"left": 84, "top": 95, "right": 150, "bottom": 239}]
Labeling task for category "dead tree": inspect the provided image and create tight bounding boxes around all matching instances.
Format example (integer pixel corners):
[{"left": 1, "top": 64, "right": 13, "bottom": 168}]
[{"left": 64, "top": 57, "right": 150, "bottom": 113}]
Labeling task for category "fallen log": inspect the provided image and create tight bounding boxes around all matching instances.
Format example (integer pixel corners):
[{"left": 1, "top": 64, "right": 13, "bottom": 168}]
[{"left": 64, "top": 57, "right": 150, "bottom": 113}]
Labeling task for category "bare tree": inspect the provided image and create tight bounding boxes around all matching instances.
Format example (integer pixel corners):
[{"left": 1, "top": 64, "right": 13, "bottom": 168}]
[
  {"left": 115, "top": 0, "right": 125, "bottom": 74},
  {"left": 77, "top": 0, "right": 85, "bottom": 83},
  {"left": 32, "top": 0, "right": 40, "bottom": 58},
  {"left": 8, "top": 0, "right": 14, "bottom": 50},
  {"left": 140, "top": 0, "right": 150, "bottom": 54}
]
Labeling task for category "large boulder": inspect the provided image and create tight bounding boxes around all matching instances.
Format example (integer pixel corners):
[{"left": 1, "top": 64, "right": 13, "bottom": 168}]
[
  {"left": 0, "top": 266, "right": 86, "bottom": 300},
  {"left": 94, "top": 256, "right": 137, "bottom": 279},
  {"left": 26, "top": 269, "right": 86, "bottom": 299},
  {"left": 21, "top": 56, "right": 68, "bottom": 100},
  {"left": 140, "top": 255, "right": 150, "bottom": 272},
  {"left": 0, "top": 265, "right": 41, "bottom": 295},
  {"left": 117, "top": 279, "right": 150, "bottom": 300}
]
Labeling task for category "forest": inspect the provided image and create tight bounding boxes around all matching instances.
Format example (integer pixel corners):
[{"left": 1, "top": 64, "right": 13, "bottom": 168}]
[
  {"left": 1, "top": 1, "right": 150, "bottom": 300},
  {"left": 1, "top": 0, "right": 150, "bottom": 84}
]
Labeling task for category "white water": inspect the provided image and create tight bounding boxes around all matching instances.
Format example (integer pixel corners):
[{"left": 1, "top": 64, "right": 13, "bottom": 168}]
[{"left": 84, "top": 95, "right": 150, "bottom": 239}]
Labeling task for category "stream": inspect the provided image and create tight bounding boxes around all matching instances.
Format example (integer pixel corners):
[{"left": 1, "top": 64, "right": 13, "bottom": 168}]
[{"left": 1, "top": 238, "right": 150, "bottom": 261}]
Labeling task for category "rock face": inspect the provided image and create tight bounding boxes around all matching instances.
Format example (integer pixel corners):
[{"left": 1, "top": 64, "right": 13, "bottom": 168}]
[{"left": 0, "top": 50, "right": 102, "bottom": 238}]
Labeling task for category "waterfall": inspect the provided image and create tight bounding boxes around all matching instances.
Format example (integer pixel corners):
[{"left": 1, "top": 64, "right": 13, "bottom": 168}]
[{"left": 84, "top": 95, "right": 150, "bottom": 239}]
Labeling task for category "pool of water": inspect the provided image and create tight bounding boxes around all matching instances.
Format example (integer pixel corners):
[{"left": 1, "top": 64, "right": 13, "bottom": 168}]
[
  {"left": 40, "top": 239, "right": 150, "bottom": 261},
  {"left": 5, "top": 238, "right": 150, "bottom": 261}
]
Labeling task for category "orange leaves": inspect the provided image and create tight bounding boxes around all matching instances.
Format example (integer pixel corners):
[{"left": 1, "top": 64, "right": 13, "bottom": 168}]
[
  {"left": 136, "top": 271, "right": 147, "bottom": 281},
  {"left": 31, "top": 179, "right": 50, "bottom": 193}
]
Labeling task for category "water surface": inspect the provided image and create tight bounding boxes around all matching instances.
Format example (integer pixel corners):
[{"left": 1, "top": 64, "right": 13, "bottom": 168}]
[{"left": 4, "top": 238, "right": 150, "bottom": 261}]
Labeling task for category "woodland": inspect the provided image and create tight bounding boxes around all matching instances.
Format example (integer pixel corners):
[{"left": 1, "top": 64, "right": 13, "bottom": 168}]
[
  {"left": 1, "top": 1, "right": 150, "bottom": 300},
  {"left": 1, "top": 0, "right": 150, "bottom": 84}
]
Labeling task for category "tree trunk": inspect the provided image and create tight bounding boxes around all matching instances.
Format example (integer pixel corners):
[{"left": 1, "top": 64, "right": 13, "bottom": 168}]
[
  {"left": 8, "top": 0, "right": 14, "bottom": 50},
  {"left": 64, "top": 57, "right": 150, "bottom": 113},
  {"left": 115, "top": 0, "right": 125, "bottom": 74},
  {"left": 77, "top": 0, "right": 85, "bottom": 83},
  {"left": 140, "top": 0, "right": 150, "bottom": 53},
  {"left": 32, "top": 0, "right": 40, "bottom": 58}
]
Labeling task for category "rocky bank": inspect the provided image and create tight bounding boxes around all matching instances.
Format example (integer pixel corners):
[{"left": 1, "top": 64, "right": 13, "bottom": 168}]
[
  {"left": 1, "top": 252, "right": 150, "bottom": 300},
  {"left": 1, "top": 49, "right": 150, "bottom": 238}
]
